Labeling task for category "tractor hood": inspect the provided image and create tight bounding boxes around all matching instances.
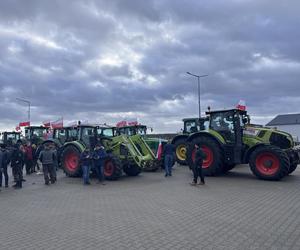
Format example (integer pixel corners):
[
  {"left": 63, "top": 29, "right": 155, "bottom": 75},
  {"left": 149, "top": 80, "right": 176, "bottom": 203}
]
[{"left": 243, "top": 125, "right": 295, "bottom": 149}]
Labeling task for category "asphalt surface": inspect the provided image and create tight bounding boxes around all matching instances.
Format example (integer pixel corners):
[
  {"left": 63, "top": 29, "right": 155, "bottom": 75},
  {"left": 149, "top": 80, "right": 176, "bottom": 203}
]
[{"left": 0, "top": 164, "right": 300, "bottom": 250}]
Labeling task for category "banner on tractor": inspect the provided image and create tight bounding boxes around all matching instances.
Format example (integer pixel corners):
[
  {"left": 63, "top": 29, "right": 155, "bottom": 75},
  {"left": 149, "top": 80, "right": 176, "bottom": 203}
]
[
  {"left": 236, "top": 100, "right": 246, "bottom": 111},
  {"left": 116, "top": 119, "right": 139, "bottom": 128},
  {"left": 51, "top": 117, "right": 63, "bottom": 129},
  {"left": 19, "top": 121, "right": 30, "bottom": 127}
]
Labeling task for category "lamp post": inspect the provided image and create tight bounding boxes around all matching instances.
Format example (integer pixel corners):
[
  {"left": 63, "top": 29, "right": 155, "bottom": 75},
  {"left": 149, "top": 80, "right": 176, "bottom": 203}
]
[
  {"left": 16, "top": 98, "right": 31, "bottom": 123},
  {"left": 186, "top": 72, "right": 208, "bottom": 118}
]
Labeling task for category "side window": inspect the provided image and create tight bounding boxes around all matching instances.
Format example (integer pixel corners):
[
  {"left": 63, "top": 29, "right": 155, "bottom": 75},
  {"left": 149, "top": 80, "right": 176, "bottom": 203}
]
[{"left": 185, "top": 121, "right": 197, "bottom": 133}]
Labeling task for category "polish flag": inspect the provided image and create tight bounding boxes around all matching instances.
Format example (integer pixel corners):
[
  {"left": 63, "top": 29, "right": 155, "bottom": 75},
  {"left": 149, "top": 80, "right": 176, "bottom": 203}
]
[
  {"left": 116, "top": 120, "right": 127, "bottom": 128},
  {"left": 15, "top": 126, "right": 21, "bottom": 131},
  {"left": 236, "top": 100, "right": 246, "bottom": 111},
  {"left": 156, "top": 139, "right": 163, "bottom": 161},
  {"left": 51, "top": 117, "right": 63, "bottom": 129},
  {"left": 43, "top": 120, "right": 51, "bottom": 127},
  {"left": 19, "top": 121, "right": 30, "bottom": 127}
]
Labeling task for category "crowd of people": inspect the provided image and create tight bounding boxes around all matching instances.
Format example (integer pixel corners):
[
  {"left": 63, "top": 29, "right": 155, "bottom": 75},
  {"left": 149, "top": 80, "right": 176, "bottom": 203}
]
[{"left": 0, "top": 140, "right": 206, "bottom": 192}]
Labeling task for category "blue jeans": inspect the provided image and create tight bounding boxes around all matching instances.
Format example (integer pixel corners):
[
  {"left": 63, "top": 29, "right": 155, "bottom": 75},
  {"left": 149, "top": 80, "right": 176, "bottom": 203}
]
[
  {"left": 82, "top": 165, "right": 91, "bottom": 184},
  {"left": 164, "top": 155, "right": 174, "bottom": 176},
  {"left": 95, "top": 160, "right": 104, "bottom": 181}
]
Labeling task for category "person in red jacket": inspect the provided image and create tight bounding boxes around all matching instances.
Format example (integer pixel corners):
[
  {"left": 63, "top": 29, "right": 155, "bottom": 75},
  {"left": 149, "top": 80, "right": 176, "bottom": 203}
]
[{"left": 25, "top": 142, "right": 34, "bottom": 175}]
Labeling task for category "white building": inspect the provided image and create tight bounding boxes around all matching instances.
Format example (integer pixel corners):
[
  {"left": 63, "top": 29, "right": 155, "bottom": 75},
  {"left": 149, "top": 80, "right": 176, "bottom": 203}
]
[{"left": 266, "top": 114, "right": 300, "bottom": 142}]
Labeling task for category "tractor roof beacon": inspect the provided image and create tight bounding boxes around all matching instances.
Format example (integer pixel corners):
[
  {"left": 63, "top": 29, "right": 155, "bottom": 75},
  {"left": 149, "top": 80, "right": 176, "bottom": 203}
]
[{"left": 185, "top": 108, "right": 300, "bottom": 181}]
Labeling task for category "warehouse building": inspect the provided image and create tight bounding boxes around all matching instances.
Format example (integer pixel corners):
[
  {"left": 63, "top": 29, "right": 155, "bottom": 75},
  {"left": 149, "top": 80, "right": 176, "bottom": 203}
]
[{"left": 266, "top": 114, "right": 300, "bottom": 142}]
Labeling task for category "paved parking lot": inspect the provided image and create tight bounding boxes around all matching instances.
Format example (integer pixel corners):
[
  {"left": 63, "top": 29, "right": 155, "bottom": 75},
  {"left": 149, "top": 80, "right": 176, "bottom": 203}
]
[{"left": 0, "top": 164, "right": 300, "bottom": 250}]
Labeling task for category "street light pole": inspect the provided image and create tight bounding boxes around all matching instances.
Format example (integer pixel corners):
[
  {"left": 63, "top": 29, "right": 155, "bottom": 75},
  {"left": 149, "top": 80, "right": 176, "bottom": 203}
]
[
  {"left": 186, "top": 72, "right": 208, "bottom": 118},
  {"left": 16, "top": 98, "right": 31, "bottom": 123}
]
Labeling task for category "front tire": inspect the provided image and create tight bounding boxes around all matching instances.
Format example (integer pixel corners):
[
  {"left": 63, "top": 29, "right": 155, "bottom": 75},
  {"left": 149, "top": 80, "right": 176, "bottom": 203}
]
[
  {"left": 249, "top": 145, "right": 290, "bottom": 181},
  {"left": 61, "top": 145, "right": 82, "bottom": 177},
  {"left": 173, "top": 137, "right": 188, "bottom": 165},
  {"left": 104, "top": 156, "right": 122, "bottom": 180},
  {"left": 186, "top": 136, "right": 223, "bottom": 176},
  {"left": 123, "top": 164, "right": 141, "bottom": 176}
]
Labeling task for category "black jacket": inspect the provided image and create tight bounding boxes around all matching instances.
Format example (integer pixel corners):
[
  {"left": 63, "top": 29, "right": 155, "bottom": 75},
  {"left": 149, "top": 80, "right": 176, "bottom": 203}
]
[
  {"left": 80, "top": 151, "right": 93, "bottom": 166},
  {"left": 195, "top": 148, "right": 206, "bottom": 166},
  {"left": 10, "top": 148, "right": 24, "bottom": 167}
]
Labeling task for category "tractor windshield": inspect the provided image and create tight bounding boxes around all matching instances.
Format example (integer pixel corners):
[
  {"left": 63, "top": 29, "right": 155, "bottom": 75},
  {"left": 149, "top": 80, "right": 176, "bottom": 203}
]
[
  {"left": 184, "top": 120, "right": 199, "bottom": 133},
  {"left": 100, "top": 128, "right": 114, "bottom": 137},
  {"left": 210, "top": 111, "right": 235, "bottom": 142}
]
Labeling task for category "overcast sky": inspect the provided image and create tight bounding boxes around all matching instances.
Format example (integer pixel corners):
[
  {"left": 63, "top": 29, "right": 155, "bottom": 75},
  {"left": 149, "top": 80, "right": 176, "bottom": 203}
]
[{"left": 0, "top": 0, "right": 300, "bottom": 132}]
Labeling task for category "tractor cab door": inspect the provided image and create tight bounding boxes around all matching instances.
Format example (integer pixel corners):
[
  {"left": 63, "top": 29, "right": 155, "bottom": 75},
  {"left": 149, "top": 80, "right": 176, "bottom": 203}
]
[
  {"left": 210, "top": 110, "right": 243, "bottom": 164},
  {"left": 80, "top": 127, "right": 96, "bottom": 148}
]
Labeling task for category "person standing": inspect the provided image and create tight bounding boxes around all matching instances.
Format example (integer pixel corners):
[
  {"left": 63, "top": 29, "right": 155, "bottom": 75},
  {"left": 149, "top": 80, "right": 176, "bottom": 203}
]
[
  {"left": 25, "top": 142, "right": 33, "bottom": 175},
  {"left": 163, "top": 141, "right": 175, "bottom": 177},
  {"left": 31, "top": 144, "right": 38, "bottom": 173},
  {"left": 190, "top": 145, "right": 206, "bottom": 186},
  {"left": 0, "top": 144, "right": 9, "bottom": 188},
  {"left": 80, "top": 148, "right": 92, "bottom": 185},
  {"left": 38, "top": 143, "right": 56, "bottom": 185},
  {"left": 50, "top": 143, "right": 58, "bottom": 182},
  {"left": 11, "top": 144, "right": 24, "bottom": 189},
  {"left": 93, "top": 144, "right": 107, "bottom": 185}
]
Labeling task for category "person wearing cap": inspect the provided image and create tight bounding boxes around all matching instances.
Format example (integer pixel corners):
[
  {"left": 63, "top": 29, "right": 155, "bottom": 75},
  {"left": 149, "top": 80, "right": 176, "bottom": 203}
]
[
  {"left": 93, "top": 144, "right": 107, "bottom": 185},
  {"left": 0, "top": 144, "right": 9, "bottom": 188},
  {"left": 38, "top": 143, "right": 57, "bottom": 185},
  {"left": 80, "top": 148, "right": 93, "bottom": 185},
  {"left": 190, "top": 145, "right": 206, "bottom": 186}
]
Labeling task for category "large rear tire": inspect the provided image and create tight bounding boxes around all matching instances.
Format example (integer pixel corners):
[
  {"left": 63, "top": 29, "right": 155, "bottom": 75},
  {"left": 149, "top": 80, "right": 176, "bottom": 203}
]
[
  {"left": 61, "top": 145, "right": 82, "bottom": 177},
  {"left": 123, "top": 164, "right": 141, "bottom": 176},
  {"left": 186, "top": 136, "right": 223, "bottom": 176},
  {"left": 249, "top": 145, "right": 290, "bottom": 181},
  {"left": 173, "top": 137, "right": 188, "bottom": 165},
  {"left": 104, "top": 156, "right": 122, "bottom": 180},
  {"left": 288, "top": 163, "right": 298, "bottom": 174}
]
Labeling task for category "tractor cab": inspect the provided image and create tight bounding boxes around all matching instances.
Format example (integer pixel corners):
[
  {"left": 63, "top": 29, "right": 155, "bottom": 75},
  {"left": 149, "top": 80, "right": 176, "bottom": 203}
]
[
  {"left": 116, "top": 125, "right": 147, "bottom": 136},
  {"left": 0, "top": 131, "right": 21, "bottom": 146},
  {"left": 52, "top": 127, "right": 78, "bottom": 145},
  {"left": 25, "top": 126, "right": 50, "bottom": 144},
  {"left": 183, "top": 118, "right": 208, "bottom": 134},
  {"left": 97, "top": 126, "right": 116, "bottom": 138}
]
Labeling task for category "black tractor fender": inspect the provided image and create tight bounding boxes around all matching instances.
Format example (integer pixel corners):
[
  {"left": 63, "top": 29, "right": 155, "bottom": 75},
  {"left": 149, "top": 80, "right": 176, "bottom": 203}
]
[
  {"left": 171, "top": 134, "right": 189, "bottom": 145},
  {"left": 186, "top": 131, "right": 223, "bottom": 148},
  {"left": 243, "top": 143, "right": 269, "bottom": 164}
]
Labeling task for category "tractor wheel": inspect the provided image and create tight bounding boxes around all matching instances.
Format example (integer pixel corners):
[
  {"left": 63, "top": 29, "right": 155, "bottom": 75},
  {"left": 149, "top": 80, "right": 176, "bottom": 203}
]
[
  {"left": 249, "top": 145, "right": 290, "bottom": 181},
  {"left": 186, "top": 136, "right": 223, "bottom": 176},
  {"left": 288, "top": 163, "right": 298, "bottom": 174},
  {"left": 61, "top": 145, "right": 82, "bottom": 177},
  {"left": 104, "top": 156, "right": 122, "bottom": 180},
  {"left": 123, "top": 164, "right": 141, "bottom": 176},
  {"left": 173, "top": 138, "right": 188, "bottom": 165},
  {"left": 222, "top": 164, "right": 236, "bottom": 173}
]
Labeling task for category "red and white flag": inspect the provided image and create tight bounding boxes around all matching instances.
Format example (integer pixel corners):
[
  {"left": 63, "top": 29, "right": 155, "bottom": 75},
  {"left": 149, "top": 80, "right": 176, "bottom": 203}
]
[
  {"left": 15, "top": 126, "right": 21, "bottom": 131},
  {"left": 19, "top": 121, "right": 30, "bottom": 127},
  {"left": 43, "top": 120, "right": 51, "bottom": 127},
  {"left": 156, "top": 139, "right": 163, "bottom": 161},
  {"left": 116, "top": 120, "right": 127, "bottom": 128},
  {"left": 236, "top": 100, "right": 246, "bottom": 111},
  {"left": 51, "top": 117, "right": 63, "bottom": 129}
]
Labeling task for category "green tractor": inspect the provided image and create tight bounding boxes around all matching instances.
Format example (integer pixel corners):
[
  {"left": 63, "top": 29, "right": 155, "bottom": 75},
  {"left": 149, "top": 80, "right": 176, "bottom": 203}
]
[
  {"left": 60, "top": 125, "right": 159, "bottom": 180},
  {"left": 186, "top": 108, "right": 300, "bottom": 181},
  {"left": 116, "top": 124, "right": 167, "bottom": 161},
  {"left": 24, "top": 126, "right": 52, "bottom": 145},
  {"left": 171, "top": 118, "right": 206, "bottom": 165}
]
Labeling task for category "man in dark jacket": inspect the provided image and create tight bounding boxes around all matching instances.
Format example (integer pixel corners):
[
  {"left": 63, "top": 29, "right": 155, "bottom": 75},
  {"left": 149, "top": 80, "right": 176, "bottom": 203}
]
[
  {"left": 80, "top": 148, "right": 92, "bottom": 185},
  {"left": 11, "top": 144, "right": 24, "bottom": 189},
  {"left": 191, "top": 145, "right": 206, "bottom": 186},
  {"left": 0, "top": 144, "right": 9, "bottom": 188},
  {"left": 163, "top": 141, "right": 175, "bottom": 177},
  {"left": 93, "top": 144, "right": 107, "bottom": 184},
  {"left": 39, "top": 143, "right": 56, "bottom": 185}
]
